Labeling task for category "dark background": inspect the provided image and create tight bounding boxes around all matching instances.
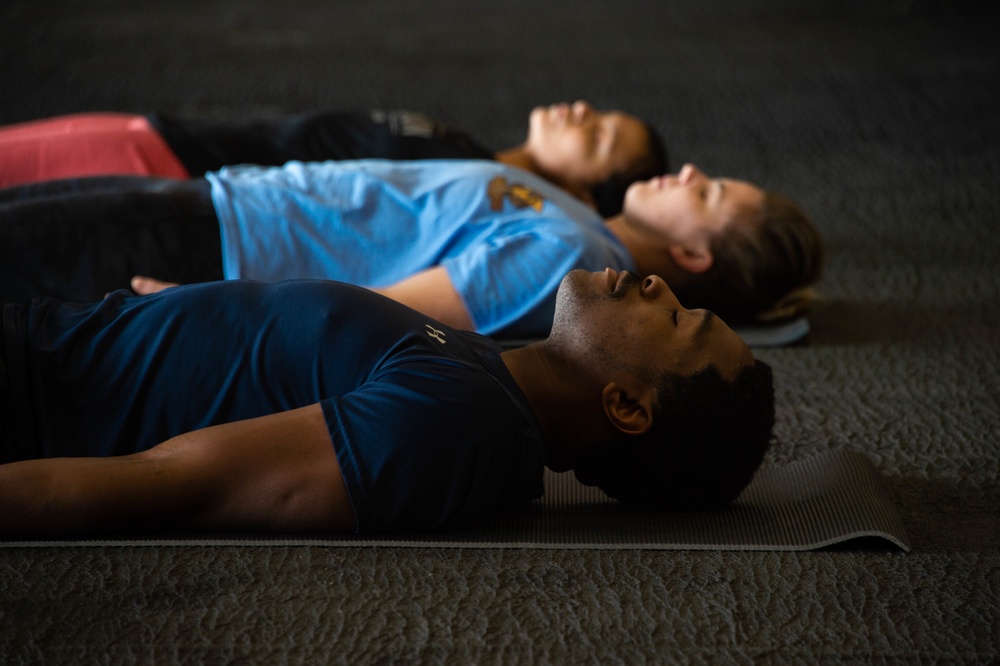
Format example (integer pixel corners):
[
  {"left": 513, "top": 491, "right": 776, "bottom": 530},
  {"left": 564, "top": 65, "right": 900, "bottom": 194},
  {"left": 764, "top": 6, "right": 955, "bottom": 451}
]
[{"left": 1, "top": 1, "right": 998, "bottom": 662}]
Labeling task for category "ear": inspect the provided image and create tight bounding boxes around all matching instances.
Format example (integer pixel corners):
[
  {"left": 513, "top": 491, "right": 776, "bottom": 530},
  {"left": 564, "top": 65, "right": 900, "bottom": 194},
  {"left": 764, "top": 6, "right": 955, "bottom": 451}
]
[
  {"left": 601, "top": 381, "right": 655, "bottom": 436},
  {"left": 668, "top": 242, "right": 714, "bottom": 274}
]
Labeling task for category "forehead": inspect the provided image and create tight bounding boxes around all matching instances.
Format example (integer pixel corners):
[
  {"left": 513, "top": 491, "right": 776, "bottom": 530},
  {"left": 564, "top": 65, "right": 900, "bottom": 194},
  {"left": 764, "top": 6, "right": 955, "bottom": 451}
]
[
  {"left": 655, "top": 308, "right": 754, "bottom": 382},
  {"left": 601, "top": 112, "right": 651, "bottom": 163},
  {"left": 695, "top": 318, "right": 754, "bottom": 380},
  {"left": 718, "top": 179, "right": 765, "bottom": 214},
  {"left": 701, "top": 178, "right": 765, "bottom": 235}
]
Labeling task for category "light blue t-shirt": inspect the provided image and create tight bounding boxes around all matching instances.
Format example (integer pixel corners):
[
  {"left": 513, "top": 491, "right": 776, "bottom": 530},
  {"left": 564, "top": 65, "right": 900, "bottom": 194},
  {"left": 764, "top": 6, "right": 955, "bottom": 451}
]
[{"left": 207, "top": 159, "right": 635, "bottom": 338}]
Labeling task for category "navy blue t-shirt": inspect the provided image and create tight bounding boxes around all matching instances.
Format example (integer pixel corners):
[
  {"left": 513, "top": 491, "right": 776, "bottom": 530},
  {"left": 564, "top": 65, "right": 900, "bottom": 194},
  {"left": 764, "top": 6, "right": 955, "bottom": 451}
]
[{"left": 7, "top": 280, "right": 546, "bottom": 532}]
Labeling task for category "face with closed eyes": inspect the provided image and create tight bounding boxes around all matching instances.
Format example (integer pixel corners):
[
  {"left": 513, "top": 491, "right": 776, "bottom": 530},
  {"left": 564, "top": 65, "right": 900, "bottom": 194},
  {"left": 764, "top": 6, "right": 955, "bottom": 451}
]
[
  {"left": 550, "top": 268, "right": 753, "bottom": 382},
  {"left": 525, "top": 100, "right": 652, "bottom": 195},
  {"left": 623, "top": 163, "right": 766, "bottom": 249}
]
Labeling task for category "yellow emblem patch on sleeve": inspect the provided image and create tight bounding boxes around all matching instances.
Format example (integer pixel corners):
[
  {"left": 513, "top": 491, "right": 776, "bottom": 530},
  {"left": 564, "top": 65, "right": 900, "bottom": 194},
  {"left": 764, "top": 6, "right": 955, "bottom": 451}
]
[{"left": 487, "top": 176, "right": 545, "bottom": 212}]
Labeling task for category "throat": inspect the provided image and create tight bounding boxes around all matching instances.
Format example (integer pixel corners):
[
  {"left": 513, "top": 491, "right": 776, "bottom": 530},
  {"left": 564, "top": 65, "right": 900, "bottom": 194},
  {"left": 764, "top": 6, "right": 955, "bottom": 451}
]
[{"left": 494, "top": 146, "right": 536, "bottom": 174}]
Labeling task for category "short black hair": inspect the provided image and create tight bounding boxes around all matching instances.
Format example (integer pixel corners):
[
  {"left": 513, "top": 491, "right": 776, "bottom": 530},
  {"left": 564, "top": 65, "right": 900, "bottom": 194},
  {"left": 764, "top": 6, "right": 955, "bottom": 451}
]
[
  {"left": 591, "top": 121, "right": 669, "bottom": 218},
  {"left": 584, "top": 359, "right": 774, "bottom": 511}
]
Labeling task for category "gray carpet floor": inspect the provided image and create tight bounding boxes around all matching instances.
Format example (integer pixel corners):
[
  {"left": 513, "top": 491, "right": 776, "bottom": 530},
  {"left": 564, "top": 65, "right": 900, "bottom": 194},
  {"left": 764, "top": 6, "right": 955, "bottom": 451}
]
[{"left": 1, "top": 0, "right": 998, "bottom": 662}]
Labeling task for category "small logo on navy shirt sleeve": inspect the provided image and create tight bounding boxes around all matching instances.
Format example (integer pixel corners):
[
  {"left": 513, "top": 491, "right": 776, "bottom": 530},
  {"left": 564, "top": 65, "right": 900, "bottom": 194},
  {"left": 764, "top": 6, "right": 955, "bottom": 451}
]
[{"left": 425, "top": 324, "right": 448, "bottom": 344}]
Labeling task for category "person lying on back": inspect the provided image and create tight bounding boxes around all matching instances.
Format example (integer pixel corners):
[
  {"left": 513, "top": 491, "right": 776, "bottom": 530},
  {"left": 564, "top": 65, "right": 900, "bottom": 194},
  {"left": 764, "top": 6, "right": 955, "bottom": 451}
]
[{"left": 0, "top": 269, "right": 774, "bottom": 536}]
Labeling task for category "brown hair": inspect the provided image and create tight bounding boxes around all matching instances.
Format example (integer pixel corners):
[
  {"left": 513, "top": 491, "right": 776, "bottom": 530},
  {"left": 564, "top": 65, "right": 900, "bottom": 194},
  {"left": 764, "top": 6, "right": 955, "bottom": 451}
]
[{"left": 683, "top": 191, "right": 825, "bottom": 324}]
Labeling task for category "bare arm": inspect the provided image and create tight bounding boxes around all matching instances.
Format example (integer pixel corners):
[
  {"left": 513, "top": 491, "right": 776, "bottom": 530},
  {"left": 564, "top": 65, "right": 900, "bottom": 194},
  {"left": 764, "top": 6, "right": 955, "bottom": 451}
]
[
  {"left": 0, "top": 404, "right": 356, "bottom": 537},
  {"left": 369, "top": 265, "right": 476, "bottom": 331},
  {"left": 132, "top": 266, "right": 476, "bottom": 331}
]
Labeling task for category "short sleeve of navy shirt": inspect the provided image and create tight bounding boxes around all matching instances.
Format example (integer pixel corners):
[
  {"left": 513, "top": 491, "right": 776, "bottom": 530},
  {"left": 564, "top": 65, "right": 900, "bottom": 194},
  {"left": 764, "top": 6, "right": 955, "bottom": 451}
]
[{"left": 14, "top": 280, "right": 546, "bottom": 533}]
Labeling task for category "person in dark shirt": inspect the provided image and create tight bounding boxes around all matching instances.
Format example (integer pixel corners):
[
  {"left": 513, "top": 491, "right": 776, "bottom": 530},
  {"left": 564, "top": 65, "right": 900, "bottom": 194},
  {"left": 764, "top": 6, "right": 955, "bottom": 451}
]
[
  {"left": 0, "top": 101, "right": 667, "bottom": 217},
  {"left": 0, "top": 268, "right": 774, "bottom": 537}
]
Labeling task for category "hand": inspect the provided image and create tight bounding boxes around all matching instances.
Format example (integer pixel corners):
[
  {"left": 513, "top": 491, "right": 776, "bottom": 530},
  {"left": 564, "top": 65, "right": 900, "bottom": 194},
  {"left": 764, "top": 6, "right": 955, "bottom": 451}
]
[{"left": 131, "top": 276, "right": 180, "bottom": 295}]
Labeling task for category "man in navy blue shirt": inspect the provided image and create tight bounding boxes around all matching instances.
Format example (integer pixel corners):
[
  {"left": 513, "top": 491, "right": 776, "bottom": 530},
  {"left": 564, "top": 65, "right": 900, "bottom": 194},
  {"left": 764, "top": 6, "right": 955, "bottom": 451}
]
[{"left": 0, "top": 269, "right": 773, "bottom": 536}]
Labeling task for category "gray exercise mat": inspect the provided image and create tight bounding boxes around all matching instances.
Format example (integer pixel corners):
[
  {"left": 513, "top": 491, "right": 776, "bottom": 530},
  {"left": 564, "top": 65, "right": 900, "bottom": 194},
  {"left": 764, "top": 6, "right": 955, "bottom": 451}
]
[{"left": 2, "top": 449, "right": 910, "bottom": 551}]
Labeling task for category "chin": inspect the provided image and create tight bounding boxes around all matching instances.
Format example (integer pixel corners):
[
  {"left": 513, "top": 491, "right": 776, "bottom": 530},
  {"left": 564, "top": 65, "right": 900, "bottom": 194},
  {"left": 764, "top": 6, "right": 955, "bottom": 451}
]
[
  {"left": 560, "top": 268, "right": 590, "bottom": 286},
  {"left": 552, "top": 270, "right": 587, "bottom": 312},
  {"left": 552, "top": 269, "right": 580, "bottom": 295},
  {"left": 622, "top": 182, "right": 645, "bottom": 215},
  {"left": 526, "top": 108, "right": 547, "bottom": 139}
]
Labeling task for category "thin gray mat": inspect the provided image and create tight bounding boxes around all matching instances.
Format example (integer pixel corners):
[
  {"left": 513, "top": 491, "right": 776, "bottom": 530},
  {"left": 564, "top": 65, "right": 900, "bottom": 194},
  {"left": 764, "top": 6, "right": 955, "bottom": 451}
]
[{"left": 2, "top": 449, "right": 910, "bottom": 551}]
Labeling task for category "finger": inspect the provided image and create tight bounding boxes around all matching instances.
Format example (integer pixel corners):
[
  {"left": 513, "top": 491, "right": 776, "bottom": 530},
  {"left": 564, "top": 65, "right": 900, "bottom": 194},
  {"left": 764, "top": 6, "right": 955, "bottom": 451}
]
[{"left": 131, "top": 276, "right": 179, "bottom": 295}]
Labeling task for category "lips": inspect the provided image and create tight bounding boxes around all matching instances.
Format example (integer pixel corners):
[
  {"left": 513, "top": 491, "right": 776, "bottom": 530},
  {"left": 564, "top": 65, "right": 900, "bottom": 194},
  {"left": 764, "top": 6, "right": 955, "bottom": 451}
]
[
  {"left": 548, "top": 103, "right": 572, "bottom": 126},
  {"left": 607, "top": 268, "right": 634, "bottom": 296},
  {"left": 605, "top": 267, "right": 619, "bottom": 292}
]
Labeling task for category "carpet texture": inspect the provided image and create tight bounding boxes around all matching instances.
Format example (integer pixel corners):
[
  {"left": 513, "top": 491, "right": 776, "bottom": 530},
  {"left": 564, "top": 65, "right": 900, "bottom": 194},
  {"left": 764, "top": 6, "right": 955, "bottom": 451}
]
[{"left": 0, "top": 0, "right": 997, "bottom": 662}]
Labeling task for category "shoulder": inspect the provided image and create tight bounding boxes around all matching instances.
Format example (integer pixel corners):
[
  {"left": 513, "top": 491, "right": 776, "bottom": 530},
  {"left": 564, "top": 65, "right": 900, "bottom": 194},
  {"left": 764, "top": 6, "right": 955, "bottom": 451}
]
[{"left": 323, "top": 342, "right": 545, "bottom": 532}]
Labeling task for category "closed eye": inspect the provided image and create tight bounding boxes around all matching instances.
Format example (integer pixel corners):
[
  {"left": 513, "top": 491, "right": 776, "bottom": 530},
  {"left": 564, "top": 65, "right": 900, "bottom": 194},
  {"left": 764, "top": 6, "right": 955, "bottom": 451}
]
[
  {"left": 599, "top": 119, "right": 619, "bottom": 157},
  {"left": 713, "top": 180, "right": 726, "bottom": 207}
]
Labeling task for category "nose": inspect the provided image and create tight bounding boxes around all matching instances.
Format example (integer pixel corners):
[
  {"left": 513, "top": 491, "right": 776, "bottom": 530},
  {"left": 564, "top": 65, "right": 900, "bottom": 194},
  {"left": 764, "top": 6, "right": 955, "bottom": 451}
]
[
  {"left": 641, "top": 274, "right": 682, "bottom": 308},
  {"left": 678, "top": 163, "right": 706, "bottom": 185},
  {"left": 571, "top": 100, "right": 593, "bottom": 122}
]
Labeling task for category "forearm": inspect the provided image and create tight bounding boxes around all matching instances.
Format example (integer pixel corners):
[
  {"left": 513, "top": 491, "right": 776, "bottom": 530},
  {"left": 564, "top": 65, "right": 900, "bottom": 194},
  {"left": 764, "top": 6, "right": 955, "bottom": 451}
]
[
  {"left": 369, "top": 267, "right": 476, "bottom": 332},
  {"left": 0, "top": 405, "right": 356, "bottom": 538},
  {"left": 0, "top": 455, "right": 186, "bottom": 537}
]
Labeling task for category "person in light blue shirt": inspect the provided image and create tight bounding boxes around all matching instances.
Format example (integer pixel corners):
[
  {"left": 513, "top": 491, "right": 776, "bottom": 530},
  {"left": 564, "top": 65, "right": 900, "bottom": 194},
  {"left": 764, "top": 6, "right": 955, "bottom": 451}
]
[
  {"left": 0, "top": 159, "right": 823, "bottom": 335},
  {"left": 208, "top": 159, "right": 632, "bottom": 337}
]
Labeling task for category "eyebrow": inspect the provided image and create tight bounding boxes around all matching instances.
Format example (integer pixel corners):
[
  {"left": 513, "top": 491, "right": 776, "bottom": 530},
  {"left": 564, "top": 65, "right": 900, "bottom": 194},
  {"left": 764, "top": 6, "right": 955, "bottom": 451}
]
[
  {"left": 712, "top": 180, "right": 727, "bottom": 208},
  {"left": 695, "top": 311, "right": 715, "bottom": 338},
  {"left": 603, "top": 117, "right": 620, "bottom": 157}
]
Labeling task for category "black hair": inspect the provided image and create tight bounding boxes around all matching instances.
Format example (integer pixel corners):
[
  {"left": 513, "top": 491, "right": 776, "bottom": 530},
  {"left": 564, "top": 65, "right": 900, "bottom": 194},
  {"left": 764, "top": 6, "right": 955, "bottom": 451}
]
[
  {"left": 585, "top": 359, "right": 775, "bottom": 511},
  {"left": 591, "top": 121, "right": 669, "bottom": 218}
]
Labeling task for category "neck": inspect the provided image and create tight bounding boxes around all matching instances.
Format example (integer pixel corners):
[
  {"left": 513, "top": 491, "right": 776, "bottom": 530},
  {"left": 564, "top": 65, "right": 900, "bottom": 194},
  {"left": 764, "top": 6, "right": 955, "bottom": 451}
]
[
  {"left": 495, "top": 145, "right": 595, "bottom": 207},
  {"left": 494, "top": 145, "right": 536, "bottom": 174},
  {"left": 501, "top": 341, "right": 608, "bottom": 472}
]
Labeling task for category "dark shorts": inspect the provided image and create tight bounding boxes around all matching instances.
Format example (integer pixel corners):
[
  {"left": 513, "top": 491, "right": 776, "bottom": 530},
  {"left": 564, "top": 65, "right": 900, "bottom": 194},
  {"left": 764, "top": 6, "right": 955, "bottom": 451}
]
[{"left": 0, "top": 176, "right": 223, "bottom": 303}]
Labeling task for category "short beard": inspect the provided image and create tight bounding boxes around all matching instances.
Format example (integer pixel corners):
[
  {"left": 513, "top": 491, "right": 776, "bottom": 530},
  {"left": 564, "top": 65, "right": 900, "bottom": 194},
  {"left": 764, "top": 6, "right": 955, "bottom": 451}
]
[{"left": 549, "top": 270, "right": 642, "bottom": 375}]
